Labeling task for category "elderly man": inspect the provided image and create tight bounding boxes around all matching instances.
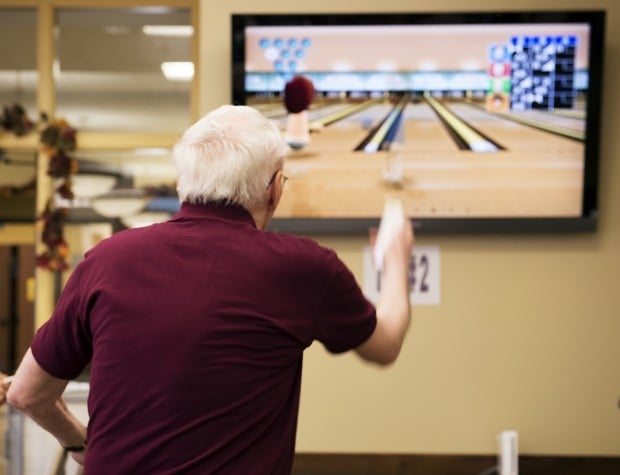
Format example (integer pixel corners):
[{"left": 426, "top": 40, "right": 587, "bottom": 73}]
[{"left": 8, "top": 105, "right": 414, "bottom": 474}]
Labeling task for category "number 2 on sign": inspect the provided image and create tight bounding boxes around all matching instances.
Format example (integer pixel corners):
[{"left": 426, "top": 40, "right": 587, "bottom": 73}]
[
  {"left": 409, "top": 253, "right": 430, "bottom": 294},
  {"left": 377, "top": 252, "right": 430, "bottom": 294},
  {"left": 370, "top": 246, "right": 441, "bottom": 305}
]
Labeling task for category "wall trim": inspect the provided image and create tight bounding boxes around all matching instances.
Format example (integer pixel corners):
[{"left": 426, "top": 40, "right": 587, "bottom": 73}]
[{"left": 292, "top": 453, "right": 620, "bottom": 475}]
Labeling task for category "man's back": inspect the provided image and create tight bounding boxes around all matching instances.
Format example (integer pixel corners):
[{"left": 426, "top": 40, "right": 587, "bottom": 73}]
[{"left": 32, "top": 202, "right": 376, "bottom": 474}]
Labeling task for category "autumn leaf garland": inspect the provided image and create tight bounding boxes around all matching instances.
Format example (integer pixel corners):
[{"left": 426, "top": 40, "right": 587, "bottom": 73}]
[{"left": 36, "top": 117, "right": 78, "bottom": 271}]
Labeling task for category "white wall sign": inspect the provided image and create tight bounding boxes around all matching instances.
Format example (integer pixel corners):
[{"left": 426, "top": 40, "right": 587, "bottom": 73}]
[{"left": 363, "top": 245, "right": 441, "bottom": 305}]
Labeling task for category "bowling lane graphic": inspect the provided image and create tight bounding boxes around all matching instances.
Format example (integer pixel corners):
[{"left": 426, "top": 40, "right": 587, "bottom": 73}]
[{"left": 244, "top": 23, "right": 590, "bottom": 220}]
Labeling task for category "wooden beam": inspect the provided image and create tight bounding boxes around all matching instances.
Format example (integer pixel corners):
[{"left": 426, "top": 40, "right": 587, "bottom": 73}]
[
  {"left": 76, "top": 132, "right": 179, "bottom": 150},
  {"left": 34, "top": 0, "right": 56, "bottom": 330},
  {"left": 0, "top": 225, "right": 35, "bottom": 245}
]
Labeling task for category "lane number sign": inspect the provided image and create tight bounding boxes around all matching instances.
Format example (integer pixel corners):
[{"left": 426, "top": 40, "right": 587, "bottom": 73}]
[{"left": 363, "top": 245, "right": 441, "bottom": 305}]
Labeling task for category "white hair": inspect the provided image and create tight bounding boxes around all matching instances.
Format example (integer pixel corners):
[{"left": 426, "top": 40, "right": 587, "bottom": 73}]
[{"left": 173, "top": 105, "right": 289, "bottom": 209}]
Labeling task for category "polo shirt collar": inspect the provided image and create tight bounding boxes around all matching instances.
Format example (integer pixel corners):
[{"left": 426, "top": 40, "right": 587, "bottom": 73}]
[{"left": 173, "top": 201, "right": 257, "bottom": 228}]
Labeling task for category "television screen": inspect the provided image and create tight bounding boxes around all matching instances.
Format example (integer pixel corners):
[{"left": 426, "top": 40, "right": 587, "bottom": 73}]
[{"left": 231, "top": 11, "right": 605, "bottom": 234}]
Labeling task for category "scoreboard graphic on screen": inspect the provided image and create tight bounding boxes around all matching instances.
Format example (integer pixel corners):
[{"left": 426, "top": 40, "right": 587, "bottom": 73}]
[{"left": 509, "top": 35, "right": 577, "bottom": 111}]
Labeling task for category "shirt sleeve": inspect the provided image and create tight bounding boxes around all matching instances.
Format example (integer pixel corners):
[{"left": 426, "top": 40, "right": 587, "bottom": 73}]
[
  {"left": 30, "top": 262, "right": 93, "bottom": 380},
  {"left": 314, "top": 252, "right": 377, "bottom": 354}
]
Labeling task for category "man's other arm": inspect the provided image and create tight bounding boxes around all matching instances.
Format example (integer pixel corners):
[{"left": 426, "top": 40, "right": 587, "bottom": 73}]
[{"left": 356, "top": 219, "right": 414, "bottom": 365}]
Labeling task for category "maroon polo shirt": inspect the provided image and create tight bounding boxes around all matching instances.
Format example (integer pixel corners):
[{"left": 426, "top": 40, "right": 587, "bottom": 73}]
[{"left": 31, "top": 202, "right": 376, "bottom": 474}]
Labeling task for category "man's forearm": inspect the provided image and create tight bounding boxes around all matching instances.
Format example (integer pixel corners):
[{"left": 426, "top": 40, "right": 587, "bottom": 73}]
[
  {"left": 18, "top": 397, "right": 87, "bottom": 449},
  {"left": 376, "top": 255, "right": 411, "bottom": 344},
  {"left": 7, "top": 349, "right": 87, "bottom": 449},
  {"left": 356, "top": 219, "right": 413, "bottom": 365}
]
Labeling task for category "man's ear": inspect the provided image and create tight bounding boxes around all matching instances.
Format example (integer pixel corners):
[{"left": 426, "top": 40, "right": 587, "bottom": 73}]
[{"left": 267, "top": 170, "right": 283, "bottom": 211}]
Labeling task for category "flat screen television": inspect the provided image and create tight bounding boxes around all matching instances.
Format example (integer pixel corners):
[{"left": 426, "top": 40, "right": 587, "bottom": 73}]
[{"left": 231, "top": 10, "right": 605, "bottom": 234}]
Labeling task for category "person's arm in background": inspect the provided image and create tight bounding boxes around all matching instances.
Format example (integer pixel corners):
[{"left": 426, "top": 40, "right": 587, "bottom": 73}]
[
  {"left": 6, "top": 349, "right": 87, "bottom": 465},
  {"left": 356, "top": 219, "right": 414, "bottom": 365}
]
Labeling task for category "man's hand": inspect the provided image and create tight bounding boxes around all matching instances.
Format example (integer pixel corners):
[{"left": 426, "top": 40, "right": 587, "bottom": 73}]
[{"left": 69, "top": 448, "right": 87, "bottom": 466}]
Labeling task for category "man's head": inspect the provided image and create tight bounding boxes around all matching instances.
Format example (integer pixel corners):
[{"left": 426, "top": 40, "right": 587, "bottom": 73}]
[{"left": 173, "top": 105, "right": 289, "bottom": 214}]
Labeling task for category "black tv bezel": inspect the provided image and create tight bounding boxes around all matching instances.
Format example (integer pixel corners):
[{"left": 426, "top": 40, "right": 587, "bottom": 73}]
[{"left": 231, "top": 10, "right": 605, "bottom": 235}]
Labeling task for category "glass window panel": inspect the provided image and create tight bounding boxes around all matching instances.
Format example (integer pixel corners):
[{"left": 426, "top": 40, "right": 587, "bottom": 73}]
[
  {"left": 55, "top": 8, "right": 192, "bottom": 133},
  {"left": 66, "top": 149, "right": 180, "bottom": 229},
  {"left": 0, "top": 9, "right": 38, "bottom": 119},
  {"left": 75, "top": 149, "right": 177, "bottom": 189},
  {"left": 0, "top": 150, "right": 37, "bottom": 222}
]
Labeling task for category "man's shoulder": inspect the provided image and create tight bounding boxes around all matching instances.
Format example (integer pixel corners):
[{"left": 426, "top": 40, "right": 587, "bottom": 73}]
[
  {"left": 264, "top": 231, "right": 331, "bottom": 255},
  {"left": 261, "top": 231, "right": 340, "bottom": 269},
  {"left": 84, "top": 225, "right": 157, "bottom": 259}
]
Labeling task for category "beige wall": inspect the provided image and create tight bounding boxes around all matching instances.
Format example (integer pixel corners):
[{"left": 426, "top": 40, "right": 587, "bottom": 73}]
[{"left": 200, "top": 0, "right": 620, "bottom": 456}]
